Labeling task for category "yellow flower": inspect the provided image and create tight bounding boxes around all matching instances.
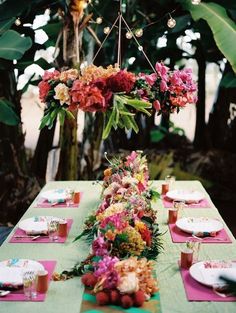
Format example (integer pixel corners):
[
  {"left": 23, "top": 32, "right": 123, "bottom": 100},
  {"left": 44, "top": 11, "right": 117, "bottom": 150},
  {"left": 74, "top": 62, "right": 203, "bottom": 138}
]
[
  {"left": 135, "top": 221, "right": 146, "bottom": 232},
  {"left": 54, "top": 83, "right": 70, "bottom": 105}
]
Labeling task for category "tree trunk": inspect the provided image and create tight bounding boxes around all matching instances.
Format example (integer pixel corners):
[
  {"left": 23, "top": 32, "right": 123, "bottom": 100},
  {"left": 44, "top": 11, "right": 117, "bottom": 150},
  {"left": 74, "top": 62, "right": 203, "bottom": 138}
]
[
  {"left": 31, "top": 118, "right": 56, "bottom": 185},
  {"left": 193, "top": 41, "right": 208, "bottom": 149},
  {"left": 55, "top": 111, "right": 78, "bottom": 180}
]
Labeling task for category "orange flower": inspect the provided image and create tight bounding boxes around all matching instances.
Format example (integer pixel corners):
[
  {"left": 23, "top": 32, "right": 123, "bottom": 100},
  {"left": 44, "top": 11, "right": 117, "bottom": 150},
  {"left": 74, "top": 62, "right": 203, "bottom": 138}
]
[
  {"left": 105, "top": 229, "right": 116, "bottom": 241},
  {"left": 104, "top": 168, "right": 112, "bottom": 177}
]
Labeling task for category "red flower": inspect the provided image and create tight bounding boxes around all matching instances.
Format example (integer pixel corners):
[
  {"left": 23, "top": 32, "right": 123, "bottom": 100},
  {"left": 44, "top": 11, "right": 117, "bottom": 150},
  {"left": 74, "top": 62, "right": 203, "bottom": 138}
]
[
  {"left": 38, "top": 81, "right": 51, "bottom": 101},
  {"left": 139, "top": 227, "right": 151, "bottom": 246},
  {"left": 107, "top": 70, "right": 135, "bottom": 93},
  {"left": 71, "top": 80, "right": 107, "bottom": 112},
  {"left": 93, "top": 78, "right": 113, "bottom": 104}
]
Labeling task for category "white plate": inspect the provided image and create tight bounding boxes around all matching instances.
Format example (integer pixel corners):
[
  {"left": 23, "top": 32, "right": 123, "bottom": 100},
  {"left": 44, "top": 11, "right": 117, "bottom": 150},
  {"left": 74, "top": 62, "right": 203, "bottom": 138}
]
[
  {"left": 40, "top": 189, "right": 67, "bottom": 203},
  {"left": 18, "top": 216, "right": 63, "bottom": 234},
  {"left": 166, "top": 189, "right": 205, "bottom": 203},
  {"left": 0, "top": 259, "right": 44, "bottom": 287},
  {"left": 190, "top": 260, "right": 236, "bottom": 287},
  {"left": 176, "top": 217, "right": 223, "bottom": 234}
]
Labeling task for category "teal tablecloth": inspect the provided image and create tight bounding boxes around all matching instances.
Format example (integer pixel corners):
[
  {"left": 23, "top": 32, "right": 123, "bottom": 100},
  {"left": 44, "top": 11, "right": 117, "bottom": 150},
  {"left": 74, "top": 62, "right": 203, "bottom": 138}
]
[{"left": 0, "top": 180, "right": 235, "bottom": 313}]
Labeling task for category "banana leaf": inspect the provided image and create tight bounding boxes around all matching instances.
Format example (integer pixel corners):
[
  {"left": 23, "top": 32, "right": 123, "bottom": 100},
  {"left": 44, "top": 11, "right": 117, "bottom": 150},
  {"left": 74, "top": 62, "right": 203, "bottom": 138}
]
[
  {"left": 0, "top": 30, "right": 32, "bottom": 60},
  {"left": 178, "top": 0, "right": 236, "bottom": 72}
]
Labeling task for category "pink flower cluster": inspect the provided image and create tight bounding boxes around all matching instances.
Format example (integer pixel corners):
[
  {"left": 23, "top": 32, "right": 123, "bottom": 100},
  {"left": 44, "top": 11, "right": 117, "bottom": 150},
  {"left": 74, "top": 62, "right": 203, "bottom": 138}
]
[
  {"left": 139, "top": 62, "right": 197, "bottom": 113},
  {"left": 38, "top": 63, "right": 197, "bottom": 115}
]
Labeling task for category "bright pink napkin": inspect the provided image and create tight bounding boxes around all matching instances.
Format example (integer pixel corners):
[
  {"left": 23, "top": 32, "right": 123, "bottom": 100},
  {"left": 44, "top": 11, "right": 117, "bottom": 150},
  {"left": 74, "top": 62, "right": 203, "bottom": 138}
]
[
  {"left": 9, "top": 219, "right": 73, "bottom": 243},
  {"left": 0, "top": 260, "right": 56, "bottom": 302},
  {"left": 36, "top": 192, "right": 83, "bottom": 208},
  {"left": 162, "top": 196, "right": 210, "bottom": 208},
  {"left": 168, "top": 224, "right": 232, "bottom": 243},
  {"left": 180, "top": 265, "right": 236, "bottom": 301}
]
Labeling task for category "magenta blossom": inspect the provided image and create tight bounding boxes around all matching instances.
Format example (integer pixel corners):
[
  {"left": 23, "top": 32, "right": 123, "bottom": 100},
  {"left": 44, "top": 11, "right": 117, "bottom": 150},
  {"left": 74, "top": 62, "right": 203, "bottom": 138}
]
[
  {"left": 100, "top": 212, "right": 128, "bottom": 231},
  {"left": 155, "top": 62, "right": 169, "bottom": 82},
  {"left": 104, "top": 270, "right": 119, "bottom": 289},
  {"left": 94, "top": 255, "right": 119, "bottom": 277},
  {"left": 92, "top": 235, "right": 108, "bottom": 256}
]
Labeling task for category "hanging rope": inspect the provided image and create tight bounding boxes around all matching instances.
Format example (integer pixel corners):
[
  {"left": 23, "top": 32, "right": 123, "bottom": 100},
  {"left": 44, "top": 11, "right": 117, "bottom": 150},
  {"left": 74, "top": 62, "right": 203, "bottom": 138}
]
[
  {"left": 92, "top": 0, "right": 157, "bottom": 74},
  {"left": 92, "top": 15, "right": 119, "bottom": 64},
  {"left": 121, "top": 15, "right": 157, "bottom": 74},
  {"left": 117, "top": 0, "right": 122, "bottom": 66}
]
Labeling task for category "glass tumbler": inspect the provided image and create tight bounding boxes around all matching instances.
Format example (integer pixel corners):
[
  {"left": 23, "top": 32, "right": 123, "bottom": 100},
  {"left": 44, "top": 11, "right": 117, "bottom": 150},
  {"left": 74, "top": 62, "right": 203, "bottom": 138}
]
[
  {"left": 47, "top": 219, "right": 59, "bottom": 242},
  {"left": 23, "top": 271, "right": 37, "bottom": 300}
]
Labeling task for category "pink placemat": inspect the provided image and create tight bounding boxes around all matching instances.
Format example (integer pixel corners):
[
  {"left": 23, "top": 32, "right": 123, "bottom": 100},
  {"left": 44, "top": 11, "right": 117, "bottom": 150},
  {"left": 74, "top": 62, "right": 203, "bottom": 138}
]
[
  {"left": 36, "top": 192, "right": 83, "bottom": 208},
  {"left": 162, "top": 197, "right": 210, "bottom": 208},
  {"left": 168, "top": 224, "right": 232, "bottom": 243},
  {"left": 180, "top": 265, "right": 236, "bottom": 301},
  {"left": 9, "top": 219, "right": 73, "bottom": 243},
  {"left": 0, "top": 260, "right": 56, "bottom": 302}
]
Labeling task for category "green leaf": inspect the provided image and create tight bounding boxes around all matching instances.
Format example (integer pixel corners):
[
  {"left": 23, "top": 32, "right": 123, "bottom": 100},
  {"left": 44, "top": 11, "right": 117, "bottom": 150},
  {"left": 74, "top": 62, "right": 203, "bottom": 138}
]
[
  {"left": 65, "top": 110, "right": 75, "bottom": 120},
  {"left": 220, "top": 72, "right": 236, "bottom": 88},
  {"left": 150, "top": 129, "right": 165, "bottom": 143},
  {"left": 58, "top": 109, "right": 66, "bottom": 126},
  {"left": 123, "top": 97, "right": 152, "bottom": 116},
  {"left": 102, "top": 108, "right": 117, "bottom": 139},
  {"left": 0, "top": 17, "right": 15, "bottom": 35},
  {"left": 0, "top": 30, "right": 32, "bottom": 60},
  {"left": 39, "top": 112, "right": 51, "bottom": 130},
  {"left": 20, "top": 73, "right": 35, "bottom": 94},
  {"left": 178, "top": 0, "right": 236, "bottom": 72},
  {"left": 0, "top": 0, "right": 31, "bottom": 19},
  {"left": 121, "top": 114, "right": 139, "bottom": 133},
  {"left": 0, "top": 98, "right": 20, "bottom": 126},
  {"left": 16, "top": 57, "right": 52, "bottom": 71}
]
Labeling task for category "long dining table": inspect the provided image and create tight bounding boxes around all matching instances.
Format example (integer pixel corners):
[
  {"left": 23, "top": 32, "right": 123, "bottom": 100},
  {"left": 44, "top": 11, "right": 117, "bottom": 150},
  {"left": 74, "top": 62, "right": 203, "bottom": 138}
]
[{"left": 0, "top": 180, "right": 236, "bottom": 313}]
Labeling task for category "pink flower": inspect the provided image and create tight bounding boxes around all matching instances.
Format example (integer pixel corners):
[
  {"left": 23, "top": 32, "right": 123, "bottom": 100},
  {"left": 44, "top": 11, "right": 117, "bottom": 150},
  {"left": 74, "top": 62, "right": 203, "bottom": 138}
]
[
  {"left": 92, "top": 235, "right": 108, "bottom": 256},
  {"left": 100, "top": 212, "right": 128, "bottom": 231},
  {"left": 139, "top": 73, "right": 157, "bottom": 86},
  {"left": 42, "top": 70, "right": 60, "bottom": 81},
  {"left": 38, "top": 81, "right": 50, "bottom": 101},
  {"left": 153, "top": 100, "right": 161, "bottom": 111},
  {"left": 107, "top": 70, "right": 136, "bottom": 93},
  {"left": 94, "top": 256, "right": 119, "bottom": 277},
  {"left": 126, "top": 151, "right": 138, "bottom": 166},
  {"left": 155, "top": 62, "right": 169, "bottom": 82},
  {"left": 160, "top": 80, "right": 168, "bottom": 92}
]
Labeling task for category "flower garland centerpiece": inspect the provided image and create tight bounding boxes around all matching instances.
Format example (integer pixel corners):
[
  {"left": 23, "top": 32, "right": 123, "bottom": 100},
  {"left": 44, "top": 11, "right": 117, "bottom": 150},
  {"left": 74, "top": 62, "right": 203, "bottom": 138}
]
[
  {"left": 64, "top": 151, "right": 162, "bottom": 309},
  {"left": 38, "top": 62, "right": 197, "bottom": 138}
]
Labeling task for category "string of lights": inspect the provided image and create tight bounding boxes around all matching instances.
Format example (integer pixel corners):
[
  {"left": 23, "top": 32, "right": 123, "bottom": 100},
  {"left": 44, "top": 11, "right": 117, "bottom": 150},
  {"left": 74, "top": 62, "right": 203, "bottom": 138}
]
[{"left": 87, "top": 0, "right": 202, "bottom": 38}]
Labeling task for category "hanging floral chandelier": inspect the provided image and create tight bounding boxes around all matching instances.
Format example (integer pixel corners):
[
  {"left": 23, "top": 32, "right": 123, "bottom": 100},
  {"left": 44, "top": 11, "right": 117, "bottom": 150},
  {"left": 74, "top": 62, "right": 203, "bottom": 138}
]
[{"left": 38, "top": 0, "right": 197, "bottom": 139}]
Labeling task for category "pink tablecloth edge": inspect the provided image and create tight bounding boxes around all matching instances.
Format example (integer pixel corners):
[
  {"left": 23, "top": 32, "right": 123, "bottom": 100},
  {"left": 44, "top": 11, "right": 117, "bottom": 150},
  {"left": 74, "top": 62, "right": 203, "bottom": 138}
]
[
  {"left": 9, "top": 219, "right": 73, "bottom": 243},
  {"left": 0, "top": 260, "right": 57, "bottom": 302},
  {"left": 179, "top": 263, "right": 236, "bottom": 302},
  {"left": 168, "top": 224, "right": 232, "bottom": 244}
]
